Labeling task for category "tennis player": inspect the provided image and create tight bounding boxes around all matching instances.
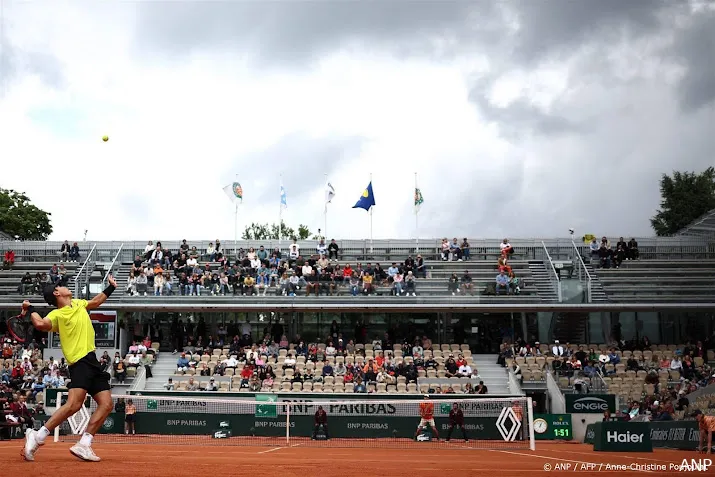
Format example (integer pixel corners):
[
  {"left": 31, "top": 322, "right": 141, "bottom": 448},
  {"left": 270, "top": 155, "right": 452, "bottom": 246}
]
[
  {"left": 415, "top": 394, "right": 439, "bottom": 440},
  {"left": 693, "top": 410, "right": 714, "bottom": 454},
  {"left": 21, "top": 276, "right": 117, "bottom": 462}
]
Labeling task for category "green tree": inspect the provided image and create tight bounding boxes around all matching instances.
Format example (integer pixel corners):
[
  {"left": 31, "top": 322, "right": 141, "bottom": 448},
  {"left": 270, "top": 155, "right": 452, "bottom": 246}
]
[
  {"left": 241, "top": 221, "right": 311, "bottom": 240},
  {"left": 0, "top": 188, "right": 53, "bottom": 240},
  {"left": 651, "top": 167, "right": 715, "bottom": 236}
]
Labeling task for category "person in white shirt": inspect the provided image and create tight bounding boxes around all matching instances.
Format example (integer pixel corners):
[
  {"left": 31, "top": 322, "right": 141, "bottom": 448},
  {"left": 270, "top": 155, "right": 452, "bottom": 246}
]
[
  {"left": 552, "top": 341, "right": 564, "bottom": 357},
  {"left": 670, "top": 357, "right": 683, "bottom": 371},
  {"left": 325, "top": 342, "right": 336, "bottom": 356},
  {"left": 186, "top": 256, "right": 198, "bottom": 267},
  {"left": 206, "top": 243, "right": 215, "bottom": 259},
  {"left": 164, "top": 378, "right": 175, "bottom": 390},
  {"left": 316, "top": 240, "right": 327, "bottom": 256},
  {"left": 222, "top": 356, "right": 238, "bottom": 369},
  {"left": 289, "top": 240, "right": 300, "bottom": 261},
  {"left": 127, "top": 354, "right": 141, "bottom": 367},
  {"left": 500, "top": 239, "right": 513, "bottom": 255},
  {"left": 457, "top": 363, "right": 472, "bottom": 377},
  {"left": 250, "top": 257, "right": 261, "bottom": 269},
  {"left": 206, "top": 377, "right": 218, "bottom": 391},
  {"left": 302, "top": 264, "right": 313, "bottom": 277},
  {"left": 144, "top": 241, "right": 154, "bottom": 257},
  {"left": 598, "top": 352, "right": 610, "bottom": 364},
  {"left": 283, "top": 354, "right": 296, "bottom": 369},
  {"left": 137, "top": 342, "right": 147, "bottom": 353}
]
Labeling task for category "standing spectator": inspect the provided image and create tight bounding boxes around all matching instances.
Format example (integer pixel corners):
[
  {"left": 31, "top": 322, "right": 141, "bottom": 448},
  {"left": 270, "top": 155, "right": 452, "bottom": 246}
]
[
  {"left": 461, "top": 238, "right": 470, "bottom": 261},
  {"left": 627, "top": 238, "right": 639, "bottom": 260},
  {"left": 3, "top": 249, "right": 15, "bottom": 270}
]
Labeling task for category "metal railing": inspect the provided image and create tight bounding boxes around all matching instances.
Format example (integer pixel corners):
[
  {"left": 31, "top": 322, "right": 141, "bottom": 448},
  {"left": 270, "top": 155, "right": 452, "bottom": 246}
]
[
  {"left": 571, "top": 239, "right": 593, "bottom": 303},
  {"left": 73, "top": 244, "right": 96, "bottom": 298},
  {"left": 2, "top": 236, "right": 714, "bottom": 263},
  {"left": 103, "top": 243, "right": 124, "bottom": 287},
  {"left": 507, "top": 368, "right": 525, "bottom": 395},
  {"left": 541, "top": 241, "right": 562, "bottom": 302}
]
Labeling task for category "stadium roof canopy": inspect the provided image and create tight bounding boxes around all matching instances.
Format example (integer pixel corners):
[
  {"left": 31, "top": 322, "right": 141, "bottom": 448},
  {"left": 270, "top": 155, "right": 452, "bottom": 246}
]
[{"left": 677, "top": 207, "right": 715, "bottom": 237}]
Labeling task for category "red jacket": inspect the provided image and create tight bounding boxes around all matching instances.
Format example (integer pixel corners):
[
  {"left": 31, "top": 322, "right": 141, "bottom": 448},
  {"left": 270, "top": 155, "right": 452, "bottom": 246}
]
[
  {"left": 4, "top": 250, "right": 14, "bottom": 262},
  {"left": 11, "top": 367, "right": 24, "bottom": 379},
  {"left": 10, "top": 402, "right": 32, "bottom": 420}
]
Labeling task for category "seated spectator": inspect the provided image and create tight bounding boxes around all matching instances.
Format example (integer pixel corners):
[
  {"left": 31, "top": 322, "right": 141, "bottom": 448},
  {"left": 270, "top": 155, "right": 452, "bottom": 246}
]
[
  {"left": 69, "top": 242, "right": 80, "bottom": 261},
  {"left": 136, "top": 271, "right": 148, "bottom": 296},
  {"left": 607, "top": 348, "right": 620, "bottom": 364},
  {"left": 115, "top": 362, "right": 126, "bottom": 383},
  {"left": 283, "top": 354, "right": 296, "bottom": 370},
  {"left": 497, "top": 256, "right": 512, "bottom": 274},
  {"left": 445, "top": 357, "right": 459, "bottom": 377},
  {"left": 440, "top": 238, "right": 450, "bottom": 261},
  {"left": 415, "top": 254, "right": 426, "bottom": 278},
  {"left": 322, "top": 361, "right": 334, "bottom": 377},
  {"left": 361, "top": 273, "right": 374, "bottom": 295},
  {"left": 164, "top": 378, "right": 175, "bottom": 390},
  {"left": 3, "top": 249, "right": 15, "bottom": 270},
  {"left": 176, "top": 353, "right": 190, "bottom": 373},
  {"left": 670, "top": 356, "right": 683, "bottom": 371},
  {"left": 457, "top": 361, "right": 472, "bottom": 378},
  {"left": 392, "top": 272, "right": 404, "bottom": 296},
  {"left": 508, "top": 271, "right": 521, "bottom": 294},
  {"left": 460, "top": 271, "right": 473, "bottom": 295},
  {"left": 60, "top": 240, "right": 71, "bottom": 262},
  {"left": 206, "top": 377, "right": 219, "bottom": 391},
  {"left": 500, "top": 238, "right": 513, "bottom": 256},
  {"left": 613, "top": 244, "right": 626, "bottom": 269},
  {"left": 448, "top": 273, "right": 460, "bottom": 295},
  {"left": 450, "top": 238, "right": 463, "bottom": 261},
  {"left": 186, "top": 377, "right": 199, "bottom": 391},
  {"left": 589, "top": 239, "right": 599, "bottom": 259},
  {"left": 627, "top": 238, "right": 639, "bottom": 260},
  {"left": 495, "top": 271, "right": 509, "bottom": 295},
  {"left": 20, "top": 273, "right": 33, "bottom": 295},
  {"left": 598, "top": 244, "right": 612, "bottom": 268}
]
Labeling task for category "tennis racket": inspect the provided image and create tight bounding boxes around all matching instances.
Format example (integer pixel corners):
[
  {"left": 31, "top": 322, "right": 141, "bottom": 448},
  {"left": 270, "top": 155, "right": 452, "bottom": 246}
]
[{"left": 6, "top": 313, "right": 32, "bottom": 343}]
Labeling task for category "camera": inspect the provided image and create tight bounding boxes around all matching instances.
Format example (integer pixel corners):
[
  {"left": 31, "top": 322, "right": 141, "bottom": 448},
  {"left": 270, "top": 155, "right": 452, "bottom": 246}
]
[{"left": 568, "top": 228, "right": 574, "bottom": 235}]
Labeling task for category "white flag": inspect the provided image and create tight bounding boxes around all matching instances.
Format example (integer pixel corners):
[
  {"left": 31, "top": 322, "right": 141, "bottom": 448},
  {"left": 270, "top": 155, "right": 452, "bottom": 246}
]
[
  {"left": 326, "top": 182, "right": 336, "bottom": 204},
  {"left": 223, "top": 182, "right": 243, "bottom": 203}
]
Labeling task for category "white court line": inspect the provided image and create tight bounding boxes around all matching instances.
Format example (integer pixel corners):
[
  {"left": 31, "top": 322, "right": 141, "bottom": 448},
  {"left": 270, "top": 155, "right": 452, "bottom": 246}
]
[
  {"left": 257, "top": 447, "right": 283, "bottom": 454},
  {"left": 535, "top": 448, "right": 678, "bottom": 463},
  {"left": 492, "top": 450, "right": 655, "bottom": 473}
]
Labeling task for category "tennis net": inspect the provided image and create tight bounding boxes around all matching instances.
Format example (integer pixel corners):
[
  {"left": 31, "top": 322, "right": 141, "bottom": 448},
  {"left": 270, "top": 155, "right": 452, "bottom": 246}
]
[{"left": 52, "top": 393, "right": 535, "bottom": 450}]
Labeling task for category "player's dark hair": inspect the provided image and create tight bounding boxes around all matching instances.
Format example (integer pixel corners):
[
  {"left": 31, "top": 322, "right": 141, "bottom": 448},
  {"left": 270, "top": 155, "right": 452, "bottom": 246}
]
[{"left": 43, "top": 284, "right": 58, "bottom": 307}]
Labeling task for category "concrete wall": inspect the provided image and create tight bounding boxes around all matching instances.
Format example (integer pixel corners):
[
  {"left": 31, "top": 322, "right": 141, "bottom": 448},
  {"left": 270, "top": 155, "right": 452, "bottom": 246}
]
[{"left": 572, "top": 413, "right": 602, "bottom": 442}]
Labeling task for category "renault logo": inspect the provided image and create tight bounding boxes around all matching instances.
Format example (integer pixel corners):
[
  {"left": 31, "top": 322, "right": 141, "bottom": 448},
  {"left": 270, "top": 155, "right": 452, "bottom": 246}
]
[{"left": 496, "top": 407, "right": 521, "bottom": 442}]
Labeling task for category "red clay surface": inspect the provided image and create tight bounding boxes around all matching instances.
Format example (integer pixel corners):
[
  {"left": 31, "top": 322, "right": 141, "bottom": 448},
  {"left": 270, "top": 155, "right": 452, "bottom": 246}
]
[{"left": 0, "top": 440, "right": 704, "bottom": 476}]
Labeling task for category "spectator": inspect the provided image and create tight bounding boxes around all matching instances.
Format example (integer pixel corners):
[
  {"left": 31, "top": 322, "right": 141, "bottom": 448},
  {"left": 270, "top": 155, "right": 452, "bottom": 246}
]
[
  {"left": 176, "top": 353, "right": 190, "bottom": 373},
  {"left": 3, "top": 249, "right": 15, "bottom": 270},
  {"left": 186, "top": 377, "right": 199, "bottom": 391},
  {"left": 328, "top": 239, "right": 339, "bottom": 260},
  {"left": 164, "top": 378, "right": 175, "bottom": 390},
  {"left": 508, "top": 271, "right": 521, "bottom": 295},
  {"left": 206, "top": 377, "right": 219, "bottom": 391},
  {"left": 125, "top": 399, "right": 136, "bottom": 435},
  {"left": 440, "top": 238, "right": 450, "bottom": 261},
  {"left": 500, "top": 238, "right": 514, "bottom": 256},
  {"left": 60, "top": 240, "right": 71, "bottom": 262},
  {"left": 20, "top": 273, "right": 33, "bottom": 295},
  {"left": 322, "top": 360, "right": 334, "bottom": 377},
  {"left": 496, "top": 271, "right": 509, "bottom": 295},
  {"left": 69, "top": 242, "right": 80, "bottom": 262},
  {"left": 115, "top": 362, "right": 126, "bottom": 384},
  {"left": 312, "top": 405, "right": 330, "bottom": 440},
  {"left": 457, "top": 361, "right": 472, "bottom": 378},
  {"left": 461, "top": 238, "right": 470, "bottom": 261},
  {"left": 627, "top": 238, "right": 639, "bottom": 260},
  {"left": 415, "top": 254, "right": 426, "bottom": 278},
  {"left": 450, "top": 238, "right": 463, "bottom": 261},
  {"left": 448, "top": 273, "right": 460, "bottom": 295},
  {"left": 404, "top": 271, "right": 417, "bottom": 296},
  {"left": 392, "top": 272, "right": 404, "bottom": 296}
]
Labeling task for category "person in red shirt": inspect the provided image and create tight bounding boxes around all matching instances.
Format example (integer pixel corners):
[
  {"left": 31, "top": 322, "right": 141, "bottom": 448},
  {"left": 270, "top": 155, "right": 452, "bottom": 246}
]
[
  {"left": 10, "top": 394, "right": 34, "bottom": 430},
  {"left": 3, "top": 250, "right": 15, "bottom": 270},
  {"left": 10, "top": 362, "right": 24, "bottom": 387},
  {"left": 415, "top": 395, "right": 439, "bottom": 440}
]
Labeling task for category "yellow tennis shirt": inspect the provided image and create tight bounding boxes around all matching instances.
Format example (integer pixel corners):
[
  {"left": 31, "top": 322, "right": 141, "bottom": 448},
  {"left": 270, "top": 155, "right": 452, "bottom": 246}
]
[{"left": 48, "top": 299, "right": 95, "bottom": 365}]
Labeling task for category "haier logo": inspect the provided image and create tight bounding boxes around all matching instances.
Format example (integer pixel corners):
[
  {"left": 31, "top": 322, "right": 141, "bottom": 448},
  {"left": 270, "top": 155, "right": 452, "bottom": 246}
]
[
  {"left": 606, "top": 431, "right": 643, "bottom": 443},
  {"left": 572, "top": 397, "right": 608, "bottom": 412}
]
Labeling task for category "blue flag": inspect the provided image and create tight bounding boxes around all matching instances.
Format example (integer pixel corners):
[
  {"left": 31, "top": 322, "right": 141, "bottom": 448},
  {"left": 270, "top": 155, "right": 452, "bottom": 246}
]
[
  {"left": 280, "top": 185, "right": 287, "bottom": 209},
  {"left": 353, "top": 182, "right": 376, "bottom": 211}
]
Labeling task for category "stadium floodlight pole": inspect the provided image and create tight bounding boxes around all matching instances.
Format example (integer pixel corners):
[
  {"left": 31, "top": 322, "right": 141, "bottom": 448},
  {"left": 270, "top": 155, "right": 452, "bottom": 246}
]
[{"left": 279, "top": 173, "right": 283, "bottom": 248}]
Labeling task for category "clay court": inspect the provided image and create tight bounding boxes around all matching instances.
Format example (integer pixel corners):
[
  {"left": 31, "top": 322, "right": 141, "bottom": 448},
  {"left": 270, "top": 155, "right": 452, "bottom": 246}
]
[{"left": 0, "top": 441, "right": 700, "bottom": 476}]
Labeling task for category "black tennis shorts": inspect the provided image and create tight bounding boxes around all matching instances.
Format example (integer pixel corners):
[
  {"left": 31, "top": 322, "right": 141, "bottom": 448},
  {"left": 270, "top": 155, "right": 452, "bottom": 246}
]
[{"left": 68, "top": 352, "right": 111, "bottom": 397}]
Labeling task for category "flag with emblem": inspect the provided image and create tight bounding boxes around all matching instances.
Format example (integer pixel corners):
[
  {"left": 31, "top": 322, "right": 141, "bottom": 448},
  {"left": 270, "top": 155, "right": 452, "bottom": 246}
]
[
  {"left": 223, "top": 182, "right": 243, "bottom": 203},
  {"left": 353, "top": 182, "right": 375, "bottom": 211},
  {"left": 414, "top": 187, "right": 424, "bottom": 214}
]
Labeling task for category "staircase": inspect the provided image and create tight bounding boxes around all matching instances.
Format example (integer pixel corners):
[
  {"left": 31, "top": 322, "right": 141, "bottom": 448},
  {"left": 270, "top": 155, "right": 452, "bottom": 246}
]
[
  {"left": 528, "top": 261, "right": 560, "bottom": 302},
  {"left": 584, "top": 263, "right": 609, "bottom": 302},
  {"left": 471, "top": 355, "right": 511, "bottom": 394},
  {"left": 143, "top": 352, "right": 177, "bottom": 391}
]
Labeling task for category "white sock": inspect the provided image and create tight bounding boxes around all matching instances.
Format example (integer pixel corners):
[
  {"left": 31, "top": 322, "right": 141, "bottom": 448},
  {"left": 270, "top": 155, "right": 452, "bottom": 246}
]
[
  {"left": 37, "top": 426, "right": 50, "bottom": 442},
  {"left": 79, "top": 432, "right": 94, "bottom": 447}
]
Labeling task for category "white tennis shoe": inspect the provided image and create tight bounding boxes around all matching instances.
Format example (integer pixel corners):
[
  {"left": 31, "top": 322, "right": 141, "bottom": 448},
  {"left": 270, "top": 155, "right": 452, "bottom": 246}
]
[
  {"left": 22, "top": 428, "right": 44, "bottom": 461},
  {"left": 70, "top": 444, "right": 101, "bottom": 462}
]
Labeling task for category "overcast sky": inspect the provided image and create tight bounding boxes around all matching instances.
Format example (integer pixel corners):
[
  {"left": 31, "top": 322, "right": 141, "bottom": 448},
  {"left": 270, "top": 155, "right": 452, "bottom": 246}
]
[{"left": 1, "top": 0, "right": 714, "bottom": 241}]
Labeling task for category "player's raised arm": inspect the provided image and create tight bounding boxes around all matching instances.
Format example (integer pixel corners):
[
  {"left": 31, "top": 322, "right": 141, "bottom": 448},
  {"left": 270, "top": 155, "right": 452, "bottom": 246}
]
[
  {"left": 22, "top": 300, "right": 53, "bottom": 332},
  {"left": 86, "top": 275, "right": 117, "bottom": 310}
]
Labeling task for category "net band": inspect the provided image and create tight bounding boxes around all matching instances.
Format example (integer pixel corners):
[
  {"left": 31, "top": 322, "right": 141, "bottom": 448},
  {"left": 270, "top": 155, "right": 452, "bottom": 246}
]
[{"left": 51, "top": 393, "right": 535, "bottom": 450}]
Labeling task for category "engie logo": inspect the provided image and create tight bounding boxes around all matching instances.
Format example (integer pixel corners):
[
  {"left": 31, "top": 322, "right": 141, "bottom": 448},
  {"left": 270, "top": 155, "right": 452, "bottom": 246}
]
[
  {"left": 606, "top": 431, "right": 643, "bottom": 443},
  {"left": 572, "top": 397, "right": 608, "bottom": 412}
]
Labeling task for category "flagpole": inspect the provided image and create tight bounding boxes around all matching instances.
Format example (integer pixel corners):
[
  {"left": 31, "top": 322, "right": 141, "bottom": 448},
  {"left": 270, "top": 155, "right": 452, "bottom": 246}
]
[
  {"left": 415, "top": 172, "right": 419, "bottom": 253},
  {"left": 324, "top": 173, "right": 328, "bottom": 240},
  {"left": 279, "top": 174, "right": 283, "bottom": 248},
  {"left": 234, "top": 174, "right": 238, "bottom": 258},
  {"left": 369, "top": 172, "right": 373, "bottom": 254}
]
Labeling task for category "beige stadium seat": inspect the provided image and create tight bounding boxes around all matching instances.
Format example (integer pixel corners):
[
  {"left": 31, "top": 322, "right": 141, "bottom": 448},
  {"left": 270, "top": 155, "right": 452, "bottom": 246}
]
[
  {"left": 324, "top": 376, "right": 335, "bottom": 386},
  {"left": 212, "top": 349, "right": 221, "bottom": 356},
  {"left": 200, "top": 355, "right": 210, "bottom": 362},
  {"left": 296, "top": 355, "right": 306, "bottom": 364},
  {"left": 126, "top": 367, "right": 136, "bottom": 377},
  {"left": 432, "top": 350, "right": 442, "bottom": 359},
  {"left": 365, "top": 344, "right": 374, "bottom": 351},
  {"left": 386, "top": 385, "right": 398, "bottom": 394},
  {"left": 323, "top": 385, "right": 334, "bottom": 393},
  {"left": 284, "top": 369, "right": 294, "bottom": 378},
  {"left": 407, "top": 383, "right": 417, "bottom": 393},
  {"left": 271, "top": 383, "right": 281, "bottom": 392},
  {"left": 344, "top": 383, "right": 355, "bottom": 393},
  {"left": 279, "top": 349, "right": 288, "bottom": 357},
  {"left": 219, "top": 354, "right": 227, "bottom": 361},
  {"left": 333, "top": 382, "right": 345, "bottom": 392},
  {"left": 281, "top": 382, "right": 291, "bottom": 391},
  {"left": 336, "top": 356, "right": 345, "bottom": 365},
  {"left": 397, "top": 383, "right": 407, "bottom": 393},
  {"left": 313, "top": 383, "right": 323, "bottom": 393},
  {"left": 291, "top": 382, "right": 302, "bottom": 392},
  {"left": 333, "top": 386, "right": 344, "bottom": 393},
  {"left": 303, "top": 382, "right": 313, "bottom": 392},
  {"left": 377, "top": 383, "right": 387, "bottom": 393}
]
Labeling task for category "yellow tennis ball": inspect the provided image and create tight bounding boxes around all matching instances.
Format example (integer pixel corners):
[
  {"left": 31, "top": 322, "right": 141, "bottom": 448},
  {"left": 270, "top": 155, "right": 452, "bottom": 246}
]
[{"left": 102, "top": 136, "right": 109, "bottom": 142}]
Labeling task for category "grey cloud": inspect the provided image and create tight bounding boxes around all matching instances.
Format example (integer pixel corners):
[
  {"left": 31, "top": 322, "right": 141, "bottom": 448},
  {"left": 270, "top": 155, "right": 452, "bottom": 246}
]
[
  {"left": 670, "top": 8, "right": 715, "bottom": 112},
  {"left": 231, "top": 132, "right": 365, "bottom": 204},
  {"left": 0, "top": 32, "right": 65, "bottom": 95},
  {"left": 133, "top": 1, "right": 487, "bottom": 68}
]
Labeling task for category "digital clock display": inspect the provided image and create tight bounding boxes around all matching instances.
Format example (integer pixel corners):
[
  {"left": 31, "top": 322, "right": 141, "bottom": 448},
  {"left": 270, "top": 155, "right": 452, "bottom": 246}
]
[
  {"left": 554, "top": 428, "right": 570, "bottom": 437},
  {"left": 533, "top": 414, "right": 573, "bottom": 440}
]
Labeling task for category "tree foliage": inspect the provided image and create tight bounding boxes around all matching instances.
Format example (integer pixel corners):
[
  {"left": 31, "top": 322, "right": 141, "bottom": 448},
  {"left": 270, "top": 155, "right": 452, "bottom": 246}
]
[
  {"left": 651, "top": 167, "right": 715, "bottom": 236},
  {"left": 0, "top": 188, "right": 53, "bottom": 240},
  {"left": 241, "top": 221, "right": 312, "bottom": 240}
]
